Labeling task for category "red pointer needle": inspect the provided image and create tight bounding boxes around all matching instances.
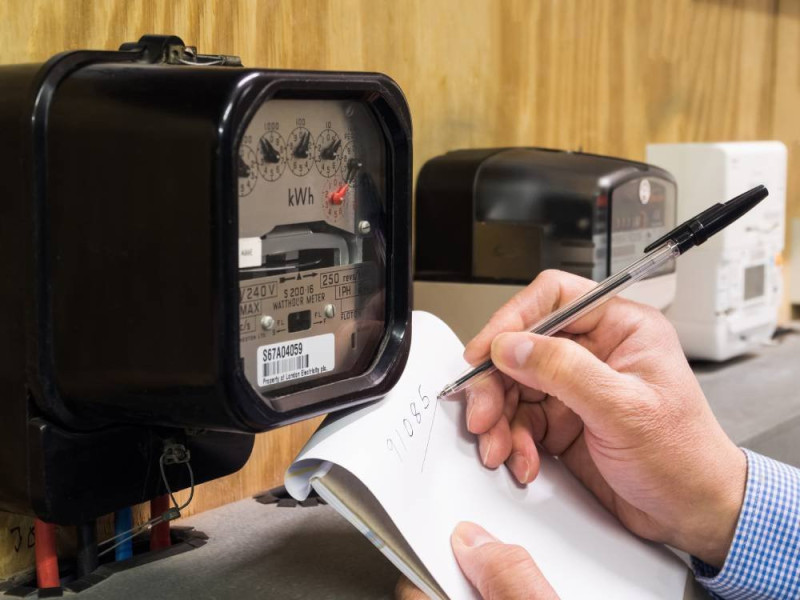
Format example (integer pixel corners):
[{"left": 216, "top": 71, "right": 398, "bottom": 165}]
[{"left": 329, "top": 183, "right": 349, "bottom": 205}]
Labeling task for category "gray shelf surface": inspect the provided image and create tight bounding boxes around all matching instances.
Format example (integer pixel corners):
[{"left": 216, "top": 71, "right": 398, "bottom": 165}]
[
  {"left": 68, "top": 501, "right": 399, "bottom": 599},
  {"left": 694, "top": 326, "right": 800, "bottom": 467}
]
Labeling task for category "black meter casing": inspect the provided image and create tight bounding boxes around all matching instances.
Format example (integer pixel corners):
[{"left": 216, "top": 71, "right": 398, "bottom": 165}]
[{"left": 0, "top": 36, "right": 412, "bottom": 523}]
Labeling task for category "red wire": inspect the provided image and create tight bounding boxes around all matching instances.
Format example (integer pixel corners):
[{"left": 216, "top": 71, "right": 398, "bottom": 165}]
[
  {"left": 149, "top": 495, "right": 171, "bottom": 550},
  {"left": 35, "top": 519, "right": 60, "bottom": 589}
]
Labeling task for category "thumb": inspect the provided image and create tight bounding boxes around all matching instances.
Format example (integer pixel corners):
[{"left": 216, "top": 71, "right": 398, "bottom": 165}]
[
  {"left": 451, "top": 522, "right": 558, "bottom": 600},
  {"left": 490, "top": 332, "right": 638, "bottom": 427}
]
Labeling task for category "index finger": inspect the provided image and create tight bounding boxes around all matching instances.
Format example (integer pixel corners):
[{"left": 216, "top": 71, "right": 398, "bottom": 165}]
[{"left": 463, "top": 269, "right": 623, "bottom": 365}]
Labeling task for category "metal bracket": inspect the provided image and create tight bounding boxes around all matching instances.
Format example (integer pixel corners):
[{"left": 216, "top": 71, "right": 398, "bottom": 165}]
[
  {"left": 119, "top": 34, "right": 242, "bottom": 67},
  {"left": 167, "top": 44, "right": 242, "bottom": 67},
  {"left": 162, "top": 441, "right": 191, "bottom": 465}
]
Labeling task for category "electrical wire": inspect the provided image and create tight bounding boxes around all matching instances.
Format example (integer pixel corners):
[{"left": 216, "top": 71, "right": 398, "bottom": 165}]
[
  {"left": 178, "top": 57, "right": 225, "bottom": 66},
  {"left": 158, "top": 453, "right": 195, "bottom": 511},
  {"left": 97, "top": 443, "right": 196, "bottom": 558},
  {"left": 75, "top": 521, "right": 98, "bottom": 576},
  {"left": 149, "top": 494, "right": 172, "bottom": 551},
  {"left": 98, "top": 516, "right": 164, "bottom": 559},
  {"left": 35, "top": 519, "right": 59, "bottom": 589},
  {"left": 114, "top": 507, "right": 133, "bottom": 561}
]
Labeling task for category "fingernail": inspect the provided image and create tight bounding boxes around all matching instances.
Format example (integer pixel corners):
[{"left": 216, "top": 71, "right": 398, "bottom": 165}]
[
  {"left": 494, "top": 333, "right": 534, "bottom": 369},
  {"left": 465, "top": 390, "right": 480, "bottom": 432},
  {"left": 508, "top": 453, "right": 530, "bottom": 483},
  {"left": 463, "top": 339, "right": 481, "bottom": 363},
  {"left": 462, "top": 346, "right": 474, "bottom": 362},
  {"left": 452, "top": 522, "right": 498, "bottom": 548},
  {"left": 479, "top": 435, "right": 493, "bottom": 466}
]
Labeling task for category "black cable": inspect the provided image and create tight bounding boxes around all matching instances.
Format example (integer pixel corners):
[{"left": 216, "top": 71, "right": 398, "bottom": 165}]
[{"left": 75, "top": 521, "right": 98, "bottom": 577}]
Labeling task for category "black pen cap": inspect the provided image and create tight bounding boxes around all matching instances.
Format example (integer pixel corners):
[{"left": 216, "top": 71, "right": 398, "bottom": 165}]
[{"left": 644, "top": 185, "right": 768, "bottom": 254}]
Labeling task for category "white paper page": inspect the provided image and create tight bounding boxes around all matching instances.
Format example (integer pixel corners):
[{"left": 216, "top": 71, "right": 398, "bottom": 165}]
[{"left": 285, "top": 311, "right": 687, "bottom": 599}]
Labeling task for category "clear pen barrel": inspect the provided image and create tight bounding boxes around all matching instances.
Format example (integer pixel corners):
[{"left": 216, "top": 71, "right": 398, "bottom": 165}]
[
  {"left": 532, "top": 240, "right": 679, "bottom": 336},
  {"left": 439, "top": 241, "right": 680, "bottom": 397}
]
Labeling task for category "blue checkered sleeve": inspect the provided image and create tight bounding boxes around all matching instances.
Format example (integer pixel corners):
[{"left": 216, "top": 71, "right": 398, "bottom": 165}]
[{"left": 691, "top": 449, "right": 800, "bottom": 599}]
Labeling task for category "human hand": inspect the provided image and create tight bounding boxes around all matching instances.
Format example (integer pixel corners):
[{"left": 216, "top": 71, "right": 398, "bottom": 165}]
[
  {"left": 395, "top": 522, "right": 558, "bottom": 600},
  {"left": 462, "top": 270, "right": 746, "bottom": 567}
]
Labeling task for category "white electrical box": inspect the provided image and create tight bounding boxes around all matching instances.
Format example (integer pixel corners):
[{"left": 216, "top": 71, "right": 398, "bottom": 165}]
[{"left": 647, "top": 142, "right": 786, "bottom": 361}]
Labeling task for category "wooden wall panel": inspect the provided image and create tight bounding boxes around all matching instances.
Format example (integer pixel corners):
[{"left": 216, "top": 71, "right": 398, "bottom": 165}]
[
  {"left": 773, "top": 0, "right": 800, "bottom": 304},
  {"left": 0, "top": 514, "right": 35, "bottom": 584},
  {"left": 1, "top": 0, "right": 798, "bottom": 580}
]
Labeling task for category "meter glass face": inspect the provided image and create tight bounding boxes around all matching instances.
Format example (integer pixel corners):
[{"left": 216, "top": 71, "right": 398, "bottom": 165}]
[
  {"left": 237, "top": 99, "right": 387, "bottom": 401},
  {"left": 609, "top": 178, "right": 677, "bottom": 277}
]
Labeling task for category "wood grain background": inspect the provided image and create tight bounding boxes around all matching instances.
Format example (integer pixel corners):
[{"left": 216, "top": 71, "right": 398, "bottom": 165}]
[{"left": 1, "top": 0, "right": 798, "bottom": 580}]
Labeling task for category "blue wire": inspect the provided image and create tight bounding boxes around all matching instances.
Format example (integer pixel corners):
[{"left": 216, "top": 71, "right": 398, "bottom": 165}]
[{"left": 114, "top": 507, "right": 133, "bottom": 561}]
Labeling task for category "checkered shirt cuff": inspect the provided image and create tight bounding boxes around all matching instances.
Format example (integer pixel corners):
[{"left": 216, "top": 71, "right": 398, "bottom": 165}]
[{"left": 692, "top": 449, "right": 800, "bottom": 599}]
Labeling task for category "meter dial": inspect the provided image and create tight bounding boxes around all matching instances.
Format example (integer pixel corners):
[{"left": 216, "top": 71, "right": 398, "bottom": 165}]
[
  {"left": 339, "top": 141, "right": 363, "bottom": 188},
  {"left": 238, "top": 145, "right": 258, "bottom": 197},
  {"left": 314, "top": 129, "right": 342, "bottom": 177},
  {"left": 323, "top": 178, "right": 351, "bottom": 223},
  {"left": 257, "top": 131, "right": 287, "bottom": 181},
  {"left": 286, "top": 127, "right": 315, "bottom": 176}
]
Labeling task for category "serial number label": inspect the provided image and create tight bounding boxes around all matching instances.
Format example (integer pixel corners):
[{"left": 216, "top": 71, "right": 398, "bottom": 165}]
[{"left": 257, "top": 333, "right": 335, "bottom": 387}]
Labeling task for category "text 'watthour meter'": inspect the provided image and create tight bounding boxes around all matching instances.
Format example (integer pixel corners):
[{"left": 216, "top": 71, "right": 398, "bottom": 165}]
[{"left": 0, "top": 35, "right": 411, "bottom": 523}]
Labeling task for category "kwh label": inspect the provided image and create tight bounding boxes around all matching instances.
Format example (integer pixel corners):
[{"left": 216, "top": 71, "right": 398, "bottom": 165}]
[{"left": 288, "top": 187, "right": 314, "bottom": 207}]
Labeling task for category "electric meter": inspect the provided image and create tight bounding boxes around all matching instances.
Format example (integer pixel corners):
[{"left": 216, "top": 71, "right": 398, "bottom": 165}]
[{"left": 0, "top": 35, "right": 411, "bottom": 523}]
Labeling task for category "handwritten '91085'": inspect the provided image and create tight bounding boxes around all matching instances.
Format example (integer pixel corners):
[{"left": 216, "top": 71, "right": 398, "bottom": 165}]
[{"left": 386, "top": 385, "right": 435, "bottom": 463}]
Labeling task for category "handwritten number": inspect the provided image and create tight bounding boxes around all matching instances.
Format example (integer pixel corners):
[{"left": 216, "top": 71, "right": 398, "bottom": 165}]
[
  {"left": 418, "top": 385, "right": 430, "bottom": 409},
  {"left": 385, "top": 387, "right": 434, "bottom": 459},
  {"left": 387, "top": 438, "right": 403, "bottom": 462},
  {"left": 10, "top": 527, "right": 22, "bottom": 552},
  {"left": 27, "top": 525, "right": 35, "bottom": 549},
  {"left": 395, "top": 429, "right": 407, "bottom": 450},
  {"left": 410, "top": 402, "right": 422, "bottom": 424}
]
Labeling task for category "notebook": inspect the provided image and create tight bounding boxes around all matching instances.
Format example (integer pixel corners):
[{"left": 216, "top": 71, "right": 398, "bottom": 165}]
[{"left": 284, "top": 311, "right": 689, "bottom": 599}]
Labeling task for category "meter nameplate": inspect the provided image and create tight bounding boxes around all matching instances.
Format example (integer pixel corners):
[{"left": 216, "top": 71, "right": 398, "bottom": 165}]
[
  {"left": 239, "top": 261, "right": 381, "bottom": 392},
  {"left": 257, "top": 333, "right": 335, "bottom": 386}
]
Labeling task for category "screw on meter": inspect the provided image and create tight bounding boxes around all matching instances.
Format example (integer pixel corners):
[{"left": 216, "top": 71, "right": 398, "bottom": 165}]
[{"left": 237, "top": 100, "right": 388, "bottom": 397}]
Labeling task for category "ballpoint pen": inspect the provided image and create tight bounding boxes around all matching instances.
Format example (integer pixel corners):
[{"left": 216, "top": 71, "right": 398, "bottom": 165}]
[{"left": 437, "top": 184, "right": 769, "bottom": 399}]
